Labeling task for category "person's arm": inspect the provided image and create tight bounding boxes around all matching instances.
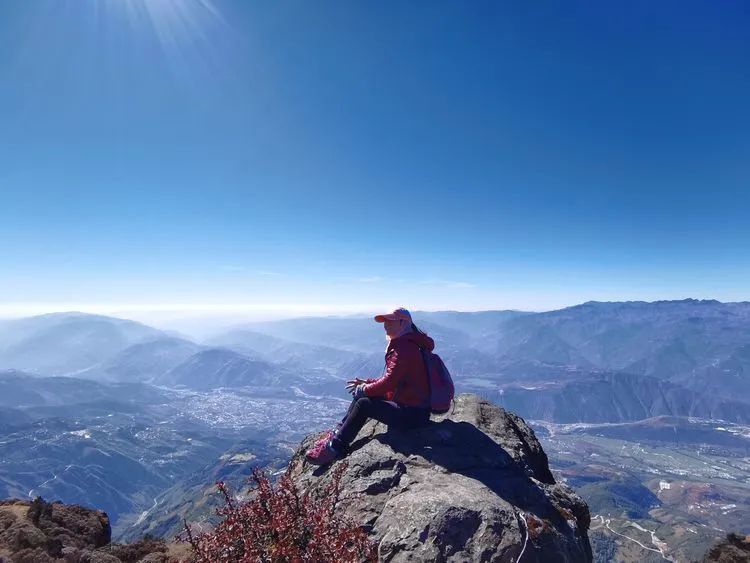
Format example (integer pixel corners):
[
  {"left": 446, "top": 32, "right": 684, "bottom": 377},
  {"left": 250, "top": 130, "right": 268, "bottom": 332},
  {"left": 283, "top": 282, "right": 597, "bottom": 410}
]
[{"left": 363, "top": 347, "right": 406, "bottom": 398}]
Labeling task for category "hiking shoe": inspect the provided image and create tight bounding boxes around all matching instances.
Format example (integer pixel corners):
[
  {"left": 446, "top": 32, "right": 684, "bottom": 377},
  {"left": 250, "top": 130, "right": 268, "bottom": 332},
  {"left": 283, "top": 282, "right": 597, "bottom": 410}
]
[
  {"left": 306, "top": 431, "right": 333, "bottom": 457},
  {"left": 315, "top": 429, "right": 334, "bottom": 446},
  {"left": 305, "top": 440, "right": 339, "bottom": 466}
]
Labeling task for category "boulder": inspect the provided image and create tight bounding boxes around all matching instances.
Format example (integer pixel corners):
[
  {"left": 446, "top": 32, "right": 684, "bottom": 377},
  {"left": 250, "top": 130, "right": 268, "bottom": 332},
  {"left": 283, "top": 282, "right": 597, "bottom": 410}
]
[
  {"left": 288, "top": 393, "right": 593, "bottom": 562},
  {"left": 0, "top": 499, "right": 174, "bottom": 562}
]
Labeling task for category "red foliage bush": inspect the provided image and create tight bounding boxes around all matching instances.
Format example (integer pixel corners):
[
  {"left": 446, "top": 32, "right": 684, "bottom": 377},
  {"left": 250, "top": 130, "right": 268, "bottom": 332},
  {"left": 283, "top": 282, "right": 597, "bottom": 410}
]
[{"left": 182, "top": 463, "right": 376, "bottom": 562}]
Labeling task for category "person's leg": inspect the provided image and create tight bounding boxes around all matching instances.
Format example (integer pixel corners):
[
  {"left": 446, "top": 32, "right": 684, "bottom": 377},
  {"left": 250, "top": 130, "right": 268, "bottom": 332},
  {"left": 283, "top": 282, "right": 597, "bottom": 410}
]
[
  {"left": 308, "top": 398, "right": 356, "bottom": 454},
  {"left": 334, "top": 398, "right": 422, "bottom": 448},
  {"left": 308, "top": 400, "right": 430, "bottom": 464},
  {"left": 333, "top": 398, "right": 395, "bottom": 447},
  {"left": 336, "top": 397, "right": 359, "bottom": 429}
]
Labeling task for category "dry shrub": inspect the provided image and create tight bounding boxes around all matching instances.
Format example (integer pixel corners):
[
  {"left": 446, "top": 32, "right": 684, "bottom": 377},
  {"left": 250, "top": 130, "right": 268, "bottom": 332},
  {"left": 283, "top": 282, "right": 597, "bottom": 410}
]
[{"left": 182, "top": 463, "right": 376, "bottom": 562}]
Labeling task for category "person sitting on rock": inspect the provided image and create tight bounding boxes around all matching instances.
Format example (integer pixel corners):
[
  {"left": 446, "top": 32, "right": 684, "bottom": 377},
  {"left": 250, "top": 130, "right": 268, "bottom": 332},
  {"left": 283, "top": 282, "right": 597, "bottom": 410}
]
[{"left": 305, "top": 308, "right": 433, "bottom": 465}]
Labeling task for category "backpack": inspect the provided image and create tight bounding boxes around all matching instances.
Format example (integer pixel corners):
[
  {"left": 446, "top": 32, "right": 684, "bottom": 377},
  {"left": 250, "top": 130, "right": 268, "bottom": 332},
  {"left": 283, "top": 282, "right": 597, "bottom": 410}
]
[{"left": 419, "top": 348, "right": 455, "bottom": 414}]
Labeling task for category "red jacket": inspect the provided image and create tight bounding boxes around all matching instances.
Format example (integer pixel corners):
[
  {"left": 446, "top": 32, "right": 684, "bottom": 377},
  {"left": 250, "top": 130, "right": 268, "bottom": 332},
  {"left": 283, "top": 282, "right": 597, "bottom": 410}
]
[{"left": 363, "top": 332, "right": 434, "bottom": 408}]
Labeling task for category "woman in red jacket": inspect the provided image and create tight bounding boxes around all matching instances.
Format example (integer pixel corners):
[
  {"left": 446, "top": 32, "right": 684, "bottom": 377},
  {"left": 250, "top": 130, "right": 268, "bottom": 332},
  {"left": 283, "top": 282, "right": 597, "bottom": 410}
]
[{"left": 305, "top": 308, "right": 432, "bottom": 465}]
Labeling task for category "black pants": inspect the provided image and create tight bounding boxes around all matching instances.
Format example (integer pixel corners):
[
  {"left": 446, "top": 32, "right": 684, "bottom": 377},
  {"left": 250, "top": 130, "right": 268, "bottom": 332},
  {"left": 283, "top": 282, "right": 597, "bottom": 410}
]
[{"left": 333, "top": 397, "right": 430, "bottom": 449}]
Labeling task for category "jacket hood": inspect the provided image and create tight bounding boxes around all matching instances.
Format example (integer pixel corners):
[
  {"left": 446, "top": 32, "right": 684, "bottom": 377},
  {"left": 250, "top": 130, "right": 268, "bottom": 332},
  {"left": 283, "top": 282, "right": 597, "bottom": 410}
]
[{"left": 396, "top": 331, "right": 435, "bottom": 352}]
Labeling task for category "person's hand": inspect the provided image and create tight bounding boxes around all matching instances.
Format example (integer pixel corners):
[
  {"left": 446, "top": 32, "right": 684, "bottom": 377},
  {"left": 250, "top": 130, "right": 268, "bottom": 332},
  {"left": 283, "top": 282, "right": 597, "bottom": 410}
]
[
  {"left": 345, "top": 378, "right": 366, "bottom": 393},
  {"left": 352, "top": 384, "right": 366, "bottom": 399}
]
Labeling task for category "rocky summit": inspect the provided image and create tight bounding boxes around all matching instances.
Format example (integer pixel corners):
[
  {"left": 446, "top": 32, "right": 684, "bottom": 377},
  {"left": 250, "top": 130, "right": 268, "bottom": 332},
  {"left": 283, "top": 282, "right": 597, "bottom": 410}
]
[
  {"left": 0, "top": 497, "right": 186, "bottom": 563},
  {"left": 288, "top": 393, "right": 593, "bottom": 562}
]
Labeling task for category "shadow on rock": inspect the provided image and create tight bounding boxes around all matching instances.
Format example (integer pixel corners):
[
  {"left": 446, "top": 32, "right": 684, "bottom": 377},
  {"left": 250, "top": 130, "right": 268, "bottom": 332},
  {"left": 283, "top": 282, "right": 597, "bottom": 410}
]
[{"left": 350, "top": 419, "right": 563, "bottom": 521}]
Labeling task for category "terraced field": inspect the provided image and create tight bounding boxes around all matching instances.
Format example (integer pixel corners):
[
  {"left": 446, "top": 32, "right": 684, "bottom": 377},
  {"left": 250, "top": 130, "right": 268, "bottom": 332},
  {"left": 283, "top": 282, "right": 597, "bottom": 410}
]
[{"left": 532, "top": 418, "right": 750, "bottom": 562}]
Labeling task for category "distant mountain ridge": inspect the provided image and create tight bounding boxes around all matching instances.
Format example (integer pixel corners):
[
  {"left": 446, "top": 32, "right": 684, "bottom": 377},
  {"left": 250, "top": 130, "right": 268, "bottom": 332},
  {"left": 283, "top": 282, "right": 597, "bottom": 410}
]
[
  {"left": 157, "top": 348, "right": 292, "bottom": 390},
  {"left": 206, "top": 328, "right": 363, "bottom": 375},
  {"left": 0, "top": 312, "right": 165, "bottom": 375},
  {"left": 495, "top": 299, "right": 750, "bottom": 374},
  {"left": 1, "top": 300, "right": 749, "bottom": 420},
  {"left": 494, "top": 371, "right": 750, "bottom": 424},
  {"left": 78, "top": 336, "right": 204, "bottom": 383}
]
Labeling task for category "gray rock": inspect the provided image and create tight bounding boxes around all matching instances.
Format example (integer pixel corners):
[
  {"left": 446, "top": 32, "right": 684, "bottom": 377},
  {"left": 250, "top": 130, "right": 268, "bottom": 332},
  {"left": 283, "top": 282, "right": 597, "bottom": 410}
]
[
  {"left": 288, "top": 394, "right": 592, "bottom": 562},
  {"left": 138, "top": 553, "right": 169, "bottom": 563},
  {"left": 79, "top": 550, "right": 123, "bottom": 563}
]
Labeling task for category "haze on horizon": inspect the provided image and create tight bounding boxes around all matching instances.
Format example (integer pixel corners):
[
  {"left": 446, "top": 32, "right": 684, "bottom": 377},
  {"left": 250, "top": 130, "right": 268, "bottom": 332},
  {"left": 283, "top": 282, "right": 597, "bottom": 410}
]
[{"left": 1, "top": 1, "right": 748, "bottom": 318}]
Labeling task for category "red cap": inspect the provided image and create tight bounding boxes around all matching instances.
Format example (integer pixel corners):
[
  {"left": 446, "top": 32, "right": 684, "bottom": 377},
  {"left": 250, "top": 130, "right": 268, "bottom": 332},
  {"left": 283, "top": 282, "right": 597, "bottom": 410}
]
[{"left": 374, "top": 307, "right": 413, "bottom": 323}]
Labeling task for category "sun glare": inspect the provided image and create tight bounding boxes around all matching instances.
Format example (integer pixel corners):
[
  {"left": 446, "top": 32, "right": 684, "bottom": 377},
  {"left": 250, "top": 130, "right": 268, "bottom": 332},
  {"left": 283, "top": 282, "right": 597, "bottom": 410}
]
[
  {"left": 98, "top": 0, "right": 233, "bottom": 85},
  {"left": 121, "top": 0, "right": 226, "bottom": 46}
]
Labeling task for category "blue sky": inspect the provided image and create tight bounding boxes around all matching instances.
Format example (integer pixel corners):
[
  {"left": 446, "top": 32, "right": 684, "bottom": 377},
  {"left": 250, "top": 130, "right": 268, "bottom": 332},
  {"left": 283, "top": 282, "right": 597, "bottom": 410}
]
[{"left": 1, "top": 0, "right": 748, "bottom": 318}]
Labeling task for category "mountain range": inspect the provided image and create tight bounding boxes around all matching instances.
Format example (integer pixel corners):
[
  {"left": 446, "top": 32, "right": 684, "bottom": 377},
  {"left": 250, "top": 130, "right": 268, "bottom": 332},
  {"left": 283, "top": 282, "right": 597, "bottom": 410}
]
[
  {"left": 1, "top": 299, "right": 749, "bottom": 560},
  {"left": 2, "top": 299, "right": 749, "bottom": 421}
]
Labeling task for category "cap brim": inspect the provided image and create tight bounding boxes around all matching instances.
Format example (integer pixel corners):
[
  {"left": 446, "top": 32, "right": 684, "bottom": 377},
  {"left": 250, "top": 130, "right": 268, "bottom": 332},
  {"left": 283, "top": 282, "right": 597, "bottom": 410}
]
[{"left": 374, "top": 314, "right": 397, "bottom": 322}]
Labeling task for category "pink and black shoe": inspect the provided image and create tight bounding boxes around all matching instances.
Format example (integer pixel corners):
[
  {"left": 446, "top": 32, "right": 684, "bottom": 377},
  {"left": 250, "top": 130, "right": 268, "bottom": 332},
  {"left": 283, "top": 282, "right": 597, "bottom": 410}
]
[
  {"left": 315, "top": 429, "right": 334, "bottom": 446},
  {"left": 305, "top": 435, "right": 340, "bottom": 465}
]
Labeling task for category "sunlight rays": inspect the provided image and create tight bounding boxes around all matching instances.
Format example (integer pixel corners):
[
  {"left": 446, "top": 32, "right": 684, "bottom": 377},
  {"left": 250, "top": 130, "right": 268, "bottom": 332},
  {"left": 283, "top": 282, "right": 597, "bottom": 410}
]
[
  {"left": 120, "top": 0, "right": 227, "bottom": 45},
  {"left": 95, "top": 0, "right": 232, "bottom": 84}
]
